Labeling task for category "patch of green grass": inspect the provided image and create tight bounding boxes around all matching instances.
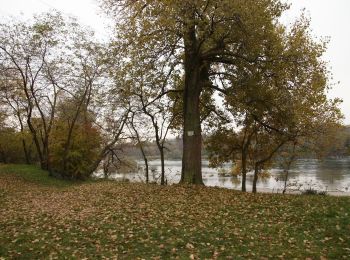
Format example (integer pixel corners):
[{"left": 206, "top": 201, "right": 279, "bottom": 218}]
[
  {"left": 0, "top": 164, "right": 77, "bottom": 188},
  {"left": 0, "top": 167, "right": 349, "bottom": 259}
]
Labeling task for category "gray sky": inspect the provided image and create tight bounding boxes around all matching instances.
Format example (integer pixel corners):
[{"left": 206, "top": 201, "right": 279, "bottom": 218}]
[{"left": 0, "top": 0, "right": 349, "bottom": 124}]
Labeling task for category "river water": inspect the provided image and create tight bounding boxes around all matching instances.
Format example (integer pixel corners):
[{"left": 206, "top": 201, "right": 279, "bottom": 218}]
[{"left": 99, "top": 158, "right": 350, "bottom": 194}]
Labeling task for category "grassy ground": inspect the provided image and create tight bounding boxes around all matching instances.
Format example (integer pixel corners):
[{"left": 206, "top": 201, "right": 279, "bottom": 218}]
[{"left": 0, "top": 164, "right": 349, "bottom": 259}]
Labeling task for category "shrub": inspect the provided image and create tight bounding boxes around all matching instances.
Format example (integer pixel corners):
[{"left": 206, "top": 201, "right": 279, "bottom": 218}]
[
  {"left": 301, "top": 188, "right": 327, "bottom": 196},
  {"left": 50, "top": 119, "right": 103, "bottom": 180},
  {"left": 0, "top": 127, "right": 36, "bottom": 164}
]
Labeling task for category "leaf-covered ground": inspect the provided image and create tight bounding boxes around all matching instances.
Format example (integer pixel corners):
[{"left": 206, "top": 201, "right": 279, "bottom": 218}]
[{"left": 0, "top": 164, "right": 349, "bottom": 259}]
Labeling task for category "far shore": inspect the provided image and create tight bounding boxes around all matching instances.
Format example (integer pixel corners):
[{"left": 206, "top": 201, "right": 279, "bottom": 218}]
[{"left": 229, "top": 187, "right": 350, "bottom": 197}]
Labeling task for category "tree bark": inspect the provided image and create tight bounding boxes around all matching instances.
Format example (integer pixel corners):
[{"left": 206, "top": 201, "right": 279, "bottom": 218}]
[
  {"left": 241, "top": 150, "right": 247, "bottom": 192},
  {"left": 43, "top": 139, "right": 50, "bottom": 171},
  {"left": 180, "top": 61, "right": 204, "bottom": 184},
  {"left": 160, "top": 147, "right": 165, "bottom": 185},
  {"left": 252, "top": 163, "right": 260, "bottom": 193},
  {"left": 144, "top": 154, "right": 149, "bottom": 184},
  {"left": 283, "top": 141, "right": 297, "bottom": 194},
  {"left": 241, "top": 125, "right": 255, "bottom": 192},
  {"left": 180, "top": 15, "right": 205, "bottom": 185},
  {"left": 26, "top": 117, "right": 45, "bottom": 170},
  {"left": 16, "top": 112, "right": 31, "bottom": 164},
  {"left": 21, "top": 139, "right": 30, "bottom": 164}
]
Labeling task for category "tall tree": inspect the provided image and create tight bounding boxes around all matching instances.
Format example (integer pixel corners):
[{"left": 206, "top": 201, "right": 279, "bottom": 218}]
[
  {"left": 115, "top": 55, "right": 181, "bottom": 185},
  {"left": 100, "top": 0, "right": 291, "bottom": 184},
  {"left": 206, "top": 13, "right": 343, "bottom": 192},
  {"left": 0, "top": 13, "right": 70, "bottom": 170},
  {"left": 0, "top": 12, "right": 129, "bottom": 178},
  {"left": 0, "top": 74, "right": 33, "bottom": 164}
]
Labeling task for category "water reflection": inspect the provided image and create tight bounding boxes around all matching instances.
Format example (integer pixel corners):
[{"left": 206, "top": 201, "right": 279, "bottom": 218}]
[{"left": 95, "top": 158, "right": 350, "bottom": 193}]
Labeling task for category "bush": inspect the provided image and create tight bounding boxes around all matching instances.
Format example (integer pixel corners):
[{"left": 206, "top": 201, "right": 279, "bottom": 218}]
[
  {"left": 50, "top": 119, "right": 103, "bottom": 180},
  {"left": 301, "top": 188, "right": 327, "bottom": 196},
  {"left": 317, "top": 190, "right": 328, "bottom": 196},
  {"left": 0, "top": 127, "right": 36, "bottom": 164}
]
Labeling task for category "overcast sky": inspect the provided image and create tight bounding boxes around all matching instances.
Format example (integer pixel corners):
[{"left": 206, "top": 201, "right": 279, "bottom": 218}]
[{"left": 1, "top": 0, "right": 349, "bottom": 124}]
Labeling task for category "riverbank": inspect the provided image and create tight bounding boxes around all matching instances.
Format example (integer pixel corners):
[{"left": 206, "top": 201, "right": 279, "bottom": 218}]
[
  {"left": 1, "top": 164, "right": 350, "bottom": 259},
  {"left": 240, "top": 187, "right": 350, "bottom": 197}
]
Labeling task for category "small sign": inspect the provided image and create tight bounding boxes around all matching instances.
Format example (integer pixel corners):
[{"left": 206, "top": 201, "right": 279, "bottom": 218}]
[{"left": 187, "top": 131, "right": 194, "bottom": 136}]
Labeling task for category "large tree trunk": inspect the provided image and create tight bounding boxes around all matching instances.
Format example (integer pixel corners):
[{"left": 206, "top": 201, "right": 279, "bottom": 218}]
[
  {"left": 179, "top": 4, "right": 220, "bottom": 185},
  {"left": 181, "top": 76, "right": 203, "bottom": 184},
  {"left": 180, "top": 14, "right": 204, "bottom": 185}
]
